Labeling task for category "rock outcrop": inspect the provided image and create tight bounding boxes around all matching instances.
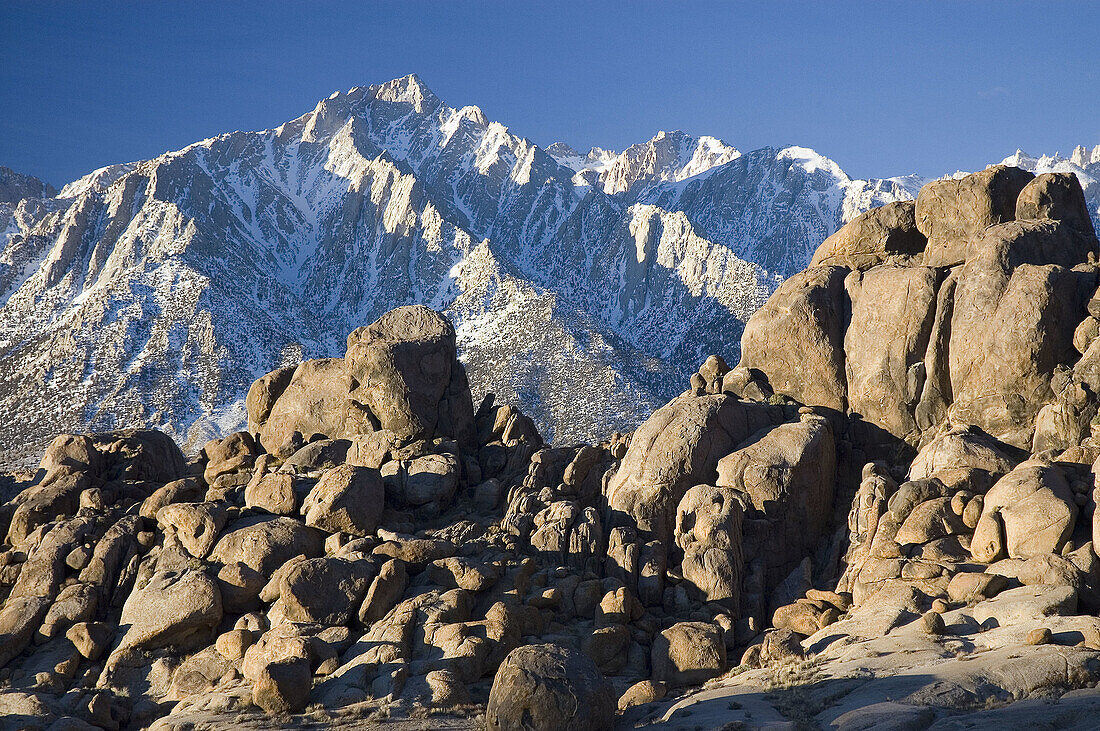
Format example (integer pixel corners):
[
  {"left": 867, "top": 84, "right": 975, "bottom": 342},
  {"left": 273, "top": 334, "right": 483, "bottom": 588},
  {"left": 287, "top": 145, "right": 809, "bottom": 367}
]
[
  {"left": 665, "top": 165, "right": 1100, "bottom": 729},
  {"left": 737, "top": 164, "right": 1100, "bottom": 453},
  {"left": 249, "top": 305, "right": 475, "bottom": 454},
  {"left": 5, "top": 168, "right": 1100, "bottom": 729}
]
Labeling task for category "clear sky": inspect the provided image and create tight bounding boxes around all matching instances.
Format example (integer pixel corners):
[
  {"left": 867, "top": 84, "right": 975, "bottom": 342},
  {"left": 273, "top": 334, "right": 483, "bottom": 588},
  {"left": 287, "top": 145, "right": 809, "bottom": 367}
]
[{"left": 2, "top": 1, "right": 1098, "bottom": 187}]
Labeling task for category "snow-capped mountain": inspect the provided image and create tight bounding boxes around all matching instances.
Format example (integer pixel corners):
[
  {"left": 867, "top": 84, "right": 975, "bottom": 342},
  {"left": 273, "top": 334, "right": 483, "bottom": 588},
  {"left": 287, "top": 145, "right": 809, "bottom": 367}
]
[{"left": 0, "top": 75, "right": 934, "bottom": 466}]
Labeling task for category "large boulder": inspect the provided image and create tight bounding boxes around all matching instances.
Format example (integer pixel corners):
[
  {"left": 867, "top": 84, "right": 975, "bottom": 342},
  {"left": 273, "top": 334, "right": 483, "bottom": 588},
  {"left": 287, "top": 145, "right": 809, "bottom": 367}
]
[
  {"left": 113, "top": 569, "right": 222, "bottom": 656},
  {"left": 381, "top": 451, "right": 461, "bottom": 512},
  {"left": 9, "top": 517, "right": 94, "bottom": 601},
  {"left": 92, "top": 428, "right": 189, "bottom": 483},
  {"left": 209, "top": 516, "right": 324, "bottom": 576},
  {"left": 908, "top": 424, "right": 1019, "bottom": 481},
  {"left": 77, "top": 515, "right": 140, "bottom": 602},
  {"left": 282, "top": 438, "right": 350, "bottom": 473},
  {"left": 947, "top": 220, "right": 1092, "bottom": 448},
  {"left": 155, "top": 502, "right": 228, "bottom": 559},
  {"left": 961, "top": 218, "right": 1097, "bottom": 270},
  {"left": 486, "top": 644, "right": 614, "bottom": 731},
  {"left": 203, "top": 431, "right": 257, "bottom": 485},
  {"left": 276, "top": 557, "right": 375, "bottom": 625},
  {"left": 675, "top": 485, "right": 744, "bottom": 611},
  {"left": 241, "top": 624, "right": 316, "bottom": 712},
  {"left": 1016, "top": 171, "right": 1096, "bottom": 238},
  {"left": 141, "top": 477, "right": 204, "bottom": 519},
  {"left": 894, "top": 496, "right": 966, "bottom": 545},
  {"left": 216, "top": 561, "right": 265, "bottom": 614},
  {"left": 6, "top": 429, "right": 186, "bottom": 545},
  {"left": 810, "top": 200, "right": 926, "bottom": 270},
  {"left": 344, "top": 305, "right": 475, "bottom": 446},
  {"left": 734, "top": 165, "right": 1100, "bottom": 453},
  {"left": 40, "top": 582, "right": 98, "bottom": 641},
  {"left": 604, "top": 394, "right": 781, "bottom": 541},
  {"left": 302, "top": 464, "right": 384, "bottom": 536},
  {"left": 253, "top": 358, "right": 367, "bottom": 454},
  {"left": 246, "top": 364, "right": 296, "bottom": 433},
  {"left": 0, "top": 597, "right": 50, "bottom": 669},
  {"left": 716, "top": 413, "right": 836, "bottom": 585},
  {"left": 38, "top": 434, "right": 104, "bottom": 477},
  {"left": 651, "top": 621, "right": 727, "bottom": 686},
  {"left": 358, "top": 558, "right": 408, "bottom": 625},
  {"left": 972, "top": 460, "right": 1077, "bottom": 561},
  {"left": 5, "top": 471, "right": 93, "bottom": 548},
  {"left": 916, "top": 164, "right": 1034, "bottom": 267},
  {"left": 241, "top": 623, "right": 315, "bottom": 682},
  {"left": 252, "top": 657, "right": 311, "bottom": 713},
  {"left": 844, "top": 264, "right": 941, "bottom": 442},
  {"left": 244, "top": 472, "right": 300, "bottom": 515},
  {"left": 248, "top": 307, "right": 477, "bottom": 453},
  {"left": 738, "top": 265, "right": 849, "bottom": 411}
]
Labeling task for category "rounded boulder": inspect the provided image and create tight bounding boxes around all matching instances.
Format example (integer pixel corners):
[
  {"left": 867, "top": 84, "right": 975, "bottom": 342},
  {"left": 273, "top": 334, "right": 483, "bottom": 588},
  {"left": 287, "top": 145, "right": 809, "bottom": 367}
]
[
  {"left": 303, "top": 464, "right": 384, "bottom": 536},
  {"left": 486, "top": 643, "right": 614, "bottom": 731}
]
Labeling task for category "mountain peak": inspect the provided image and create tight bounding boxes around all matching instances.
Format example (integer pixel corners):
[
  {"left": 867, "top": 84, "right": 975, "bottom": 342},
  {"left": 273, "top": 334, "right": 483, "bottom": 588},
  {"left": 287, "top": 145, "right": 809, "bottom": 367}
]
[
  {"left": 55, "top": 162, "right": 137, "bottom": 199},
  {"left": 0, "top": 73, "right": 1034, "bottom": 472},
  {"left": 0, "top": 165, "right": 57, "bottom": 203},
  {"left": 777, "top": 146, "right": 846, "bottom": 178},
  {"left": 374, "top": 73, "right": 442, "bottom": 114},
  {"left": 601, "top": 130, "right": 741, "bottom": 194},
  {"left": 545, "top": 142, "right": 580, "bottom": 159},
  {"left": 454, "top": 104, "right": 488, "bottom": 127},
  {"left": 1072, "top": 144, "right": 1100, "bottom": 167}
]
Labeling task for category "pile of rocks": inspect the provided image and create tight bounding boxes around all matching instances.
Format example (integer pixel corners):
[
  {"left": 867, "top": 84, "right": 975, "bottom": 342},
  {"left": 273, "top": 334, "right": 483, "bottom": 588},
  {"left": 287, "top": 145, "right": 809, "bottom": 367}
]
[
  {"left": 662, "top": 166, "right": 1100, "bottom": 728},
  {"left": 734, "top": 167, "right": 1100, "bottom": 624},
  {"left": 0, "top": 307, "right": 553, "bottom": 728},
  {"left": 4, "top": 165, "right": 1100, "bottom": 730},
  {"left": 744, "top": 166, "right": 1099, "bottom": 456},
  {"left": 0, "top": 308, "right": 841, "bottom": 729}
]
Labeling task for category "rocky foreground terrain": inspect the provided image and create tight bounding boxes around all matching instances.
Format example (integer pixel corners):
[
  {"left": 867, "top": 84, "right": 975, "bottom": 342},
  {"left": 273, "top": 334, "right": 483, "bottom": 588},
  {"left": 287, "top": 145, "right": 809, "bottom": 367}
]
[{"left": 3, "top": 163, "right": 1100, "bottom": 730}]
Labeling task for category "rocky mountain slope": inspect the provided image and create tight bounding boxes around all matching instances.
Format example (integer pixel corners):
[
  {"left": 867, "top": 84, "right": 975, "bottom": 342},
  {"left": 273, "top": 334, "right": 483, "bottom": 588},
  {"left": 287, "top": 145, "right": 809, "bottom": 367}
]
[
  {"left": 4, "top": 164, "right": 1100, "bottom": 729},
  {"left": 0, "top": 75, "right": 922, "bottom": 467},
  {"left": 0, "top": 167, "right": 56, "bottom": 205}
]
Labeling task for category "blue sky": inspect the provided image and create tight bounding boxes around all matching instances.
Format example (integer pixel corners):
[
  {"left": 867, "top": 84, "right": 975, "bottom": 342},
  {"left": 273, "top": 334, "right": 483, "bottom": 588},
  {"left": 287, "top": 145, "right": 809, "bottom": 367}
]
[{"left": 2, "top": 1, "right": 1098, "bottom": 187}]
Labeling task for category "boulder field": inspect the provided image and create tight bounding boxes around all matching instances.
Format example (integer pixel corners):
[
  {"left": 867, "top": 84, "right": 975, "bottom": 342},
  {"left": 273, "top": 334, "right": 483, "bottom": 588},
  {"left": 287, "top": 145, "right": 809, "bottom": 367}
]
[{"left": 2, "top": 166, "right": 1100, "bottom": 729}]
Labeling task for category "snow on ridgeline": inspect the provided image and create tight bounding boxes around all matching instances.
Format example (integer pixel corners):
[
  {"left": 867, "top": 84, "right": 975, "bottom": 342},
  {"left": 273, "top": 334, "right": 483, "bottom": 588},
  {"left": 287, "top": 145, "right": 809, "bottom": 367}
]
[
  {"left": 57, "top": 162, "right": 139, "bottom": 199},
  {"left": 546, "top": 131, "right": 742, "bottom": 194}
]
